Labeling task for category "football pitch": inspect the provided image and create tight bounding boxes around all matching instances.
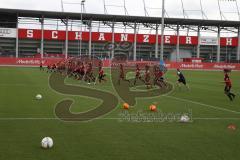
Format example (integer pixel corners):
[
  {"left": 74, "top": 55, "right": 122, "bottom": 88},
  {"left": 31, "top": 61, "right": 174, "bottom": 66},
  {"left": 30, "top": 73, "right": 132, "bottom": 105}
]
[{"left": 0, "top": 67, "right": 240, "bottom": 160}]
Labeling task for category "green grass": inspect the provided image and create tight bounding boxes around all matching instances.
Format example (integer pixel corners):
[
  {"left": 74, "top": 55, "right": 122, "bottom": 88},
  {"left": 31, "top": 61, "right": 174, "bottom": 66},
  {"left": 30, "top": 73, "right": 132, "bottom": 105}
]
[{"left": 0, "top": 67, "right": 240, "bottom": 160}]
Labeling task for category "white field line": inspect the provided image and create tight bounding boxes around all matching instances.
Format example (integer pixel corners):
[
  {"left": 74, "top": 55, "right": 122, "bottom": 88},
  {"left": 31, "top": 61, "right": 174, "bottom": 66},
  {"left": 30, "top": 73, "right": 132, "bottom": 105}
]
[
  {"left": 193, "top": 117, "right": 240, "bottom": 120},
  {"left": 163, "top": 95, "right": 240, "bottom": 114},
  {"left": 0, "top": 117, "right": 239, "bottom": 121},
  {"left": 0, "top": 84, "right": 43, "bottom": 86}
]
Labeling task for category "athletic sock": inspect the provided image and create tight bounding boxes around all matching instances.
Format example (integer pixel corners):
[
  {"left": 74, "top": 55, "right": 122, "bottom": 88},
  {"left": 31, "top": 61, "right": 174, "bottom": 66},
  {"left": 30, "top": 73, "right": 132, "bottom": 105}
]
[
  {"left": 231, "top": 93, "right": 236, "bottom": 99},
  {"left": 227, "top": 94, "right": 233, "bottom": 101}
]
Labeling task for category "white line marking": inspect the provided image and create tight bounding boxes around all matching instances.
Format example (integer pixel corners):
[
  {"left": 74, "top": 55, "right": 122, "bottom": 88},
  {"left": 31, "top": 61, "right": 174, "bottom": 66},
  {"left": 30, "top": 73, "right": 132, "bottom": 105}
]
[
  {"left": 163, "top": 95, "right": 240, "bottom": 114},
  {"left": 194, "top": 118, "right": 240, "bottom": 120},
  {"left": 0, "top": 117, "right": 239, "bottom": 121}
]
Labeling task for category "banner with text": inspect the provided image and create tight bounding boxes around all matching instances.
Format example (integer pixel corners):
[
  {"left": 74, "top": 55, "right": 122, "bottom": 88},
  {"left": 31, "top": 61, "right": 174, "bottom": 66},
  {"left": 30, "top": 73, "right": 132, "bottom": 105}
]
[
  {"left": 18, "top": 28, "right": 239, "bottom": 47},
  {"left": 0, "top": 57, "right": 240, "bottom": 70},
  {"left": 0, "top": 28, "right": 16, "bottom": 38},
  {"left": 200, "top": 37, "right": 218, "bottom": 46}
]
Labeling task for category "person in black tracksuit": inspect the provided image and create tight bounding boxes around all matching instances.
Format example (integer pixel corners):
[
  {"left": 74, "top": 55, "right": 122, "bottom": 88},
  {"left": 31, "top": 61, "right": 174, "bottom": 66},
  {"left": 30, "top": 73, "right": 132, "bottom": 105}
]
[{"left": 176, "top": 69, "right": 189, "bottom": 90}]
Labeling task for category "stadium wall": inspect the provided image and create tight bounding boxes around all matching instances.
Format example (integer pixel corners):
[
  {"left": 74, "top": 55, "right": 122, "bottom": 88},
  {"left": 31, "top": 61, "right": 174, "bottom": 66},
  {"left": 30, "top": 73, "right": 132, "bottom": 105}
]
[{"left": 1, "top": 28, "right": 239, "bottom": 62}]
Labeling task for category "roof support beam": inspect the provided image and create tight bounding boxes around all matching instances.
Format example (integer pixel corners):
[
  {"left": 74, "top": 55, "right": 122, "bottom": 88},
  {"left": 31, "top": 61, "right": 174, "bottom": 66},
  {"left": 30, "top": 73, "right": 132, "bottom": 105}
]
[
  {"left": 217, "top": 26, "right": 221, "bottom": 62},
  {"left": 65, "top": 18, "right": 69, "bottom": 59},
  {"left": 133, "top": 23, "right": 137, "bottom": 61},
  {"left": 40, "top": 16, "right": 44, "bottom": 59},
  {"left": 88, "top": 21, "right": 92, "bottom": 58},
  {"left": 176, "top": 24, "right": 180, "bottom": 62},
  {"left": 237, "top": 27, "right": 240, "bottom": 62},
  {"left": 111, "top": 22, "right": 115, "bottom": 59},
  {"left": 197, "top": 26, "right": 201, "bottom": 59},
  {"left": 15, "top": 16, "right": 19, "bottom": 58},
  {"left": 155, "top": 24, "right": 159, "bottom": 59}
]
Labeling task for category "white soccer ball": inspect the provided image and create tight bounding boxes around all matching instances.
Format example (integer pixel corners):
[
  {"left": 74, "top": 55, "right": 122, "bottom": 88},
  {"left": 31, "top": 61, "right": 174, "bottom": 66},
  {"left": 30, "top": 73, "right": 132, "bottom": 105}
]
[
  {"left": 36, "top": 94, "right": 42, "bottom": 100},
  {"left": 41, "top": 137, "right": 53, "bottom": 149},
  {"left": 180, "top": 115, "right": 190, "bottom": 123}
]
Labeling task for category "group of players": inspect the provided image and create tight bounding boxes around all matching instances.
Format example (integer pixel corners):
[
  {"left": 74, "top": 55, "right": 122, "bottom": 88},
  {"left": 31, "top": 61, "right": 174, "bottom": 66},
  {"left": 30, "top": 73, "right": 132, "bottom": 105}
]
[
  {"left": 118, "top": 63, "right": 169, "bottom": 89},
  {"left": 43, "top": 59, "right": 171, "bottom": 88},
  {"left": 41, "top": 59, "right": 236, "bottom": 101},
  {"left": 43, "top": 58, "right": 106, "bottom": 84}
]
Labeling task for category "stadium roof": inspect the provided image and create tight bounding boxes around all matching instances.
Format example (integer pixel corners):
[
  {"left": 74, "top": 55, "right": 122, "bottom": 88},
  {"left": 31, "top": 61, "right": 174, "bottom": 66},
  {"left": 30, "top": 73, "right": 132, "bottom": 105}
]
[{"left": 1, "top": 8, "right": 240, "bottom": 27}]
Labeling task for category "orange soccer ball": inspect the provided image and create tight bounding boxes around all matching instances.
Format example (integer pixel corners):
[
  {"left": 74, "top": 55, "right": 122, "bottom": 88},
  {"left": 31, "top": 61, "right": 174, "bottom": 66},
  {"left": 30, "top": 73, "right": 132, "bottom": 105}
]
[
  {"left": 123, "top": 103, "right": 130, "bottom": 110},
  {"left": 149, "top": 105, "right": 157, "bottom": 112}
]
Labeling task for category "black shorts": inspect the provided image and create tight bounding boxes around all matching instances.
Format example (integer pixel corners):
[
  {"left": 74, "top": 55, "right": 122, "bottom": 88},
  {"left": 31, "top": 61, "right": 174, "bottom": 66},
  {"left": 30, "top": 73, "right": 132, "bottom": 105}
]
[
  {"left": 80, "top": 71, "right": 85, "bottom": 76},
  {"left": 178, "top": 78, "right": 186, "bottom": 85},
  {"left": 224, "top": 85, "right": 231, "bottom": 92},
  {"left": 99, "top": 74, "right": 106, "bottom": 80},
  {"left": 145, "top": 76, "right": 151, "bottom": 84},
  {"left": 120, "top": 74, "right": 124, "bottom": 79}
]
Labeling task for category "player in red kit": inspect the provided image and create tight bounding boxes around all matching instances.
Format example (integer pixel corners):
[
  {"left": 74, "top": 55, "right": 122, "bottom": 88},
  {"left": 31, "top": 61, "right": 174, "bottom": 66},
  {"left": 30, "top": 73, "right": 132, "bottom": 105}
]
[
  {"left": 39, "top": 61, "right": 44, "bottom": 71},
  {"left": 78, "top": 62, "right": 85, "bottom": 80},
  {"left": 46, "top": 63, "right": 52, "bottom": 73},
  {"left": 51, "top": 63, "right": 56, "bottom": 72},
  {"left": 153, "top": 65, "right": 167, "bottom": 88},
  {"left": 134, "top": 64, "right": 143, "bottom": 85},
  {"left": 85, "top": 62, "right": 95, "bottom": 84},
  {"left": 97, "top": 61, "right": 106, "bottom": 84},
  {"left": 118, "top": 64, "right": 130, "bottom": 85},
  {"left": 153, "top": 65, "right": 160, "bottom": 87},
  {"left": 144, "top": 65, "right": 152, "bottom": 89},
  {"left": 223, "top": 69, "right": 236, "bottom": 101}
]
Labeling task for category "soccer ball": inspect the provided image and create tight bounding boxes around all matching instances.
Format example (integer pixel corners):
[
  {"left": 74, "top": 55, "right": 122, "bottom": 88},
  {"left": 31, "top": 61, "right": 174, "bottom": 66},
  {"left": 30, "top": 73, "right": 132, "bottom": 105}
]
[
  {"left": 123, "top": 103, "right": 130, "bottom": 110},
  {"left": 36, "top": 94, "right": 42, "bottom": 100},
  {"left": 41, "top": 137, "right": 53, "bottom": 149},
  {"left": 149, "top": 105, "right": 157, "bottom": 112},
  {"left": 180, "top": 115, "right": 190, "bottom": 123}
]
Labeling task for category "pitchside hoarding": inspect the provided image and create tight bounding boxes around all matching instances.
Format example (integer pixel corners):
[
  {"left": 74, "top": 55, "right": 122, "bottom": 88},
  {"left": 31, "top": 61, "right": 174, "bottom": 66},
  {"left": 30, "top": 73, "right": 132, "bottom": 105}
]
[
  {"left": 0, "top": 28, "right": 16, "bottom": 38},
  {"left": 0, "top": 57, "right": 240, "bottom": 70}
]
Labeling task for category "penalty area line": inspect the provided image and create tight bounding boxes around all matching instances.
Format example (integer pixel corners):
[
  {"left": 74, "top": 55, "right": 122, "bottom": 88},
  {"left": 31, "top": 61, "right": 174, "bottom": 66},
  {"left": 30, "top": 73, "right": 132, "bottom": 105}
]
[{"left": 163, "top": 95, "right": 240, "bottom": 115}]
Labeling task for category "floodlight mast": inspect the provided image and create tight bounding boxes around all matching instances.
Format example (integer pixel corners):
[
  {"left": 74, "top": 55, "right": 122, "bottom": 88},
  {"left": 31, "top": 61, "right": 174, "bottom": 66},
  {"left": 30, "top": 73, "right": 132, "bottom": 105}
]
[{"left": 160, "top": 0, "right": 165, "bottom": 61}]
